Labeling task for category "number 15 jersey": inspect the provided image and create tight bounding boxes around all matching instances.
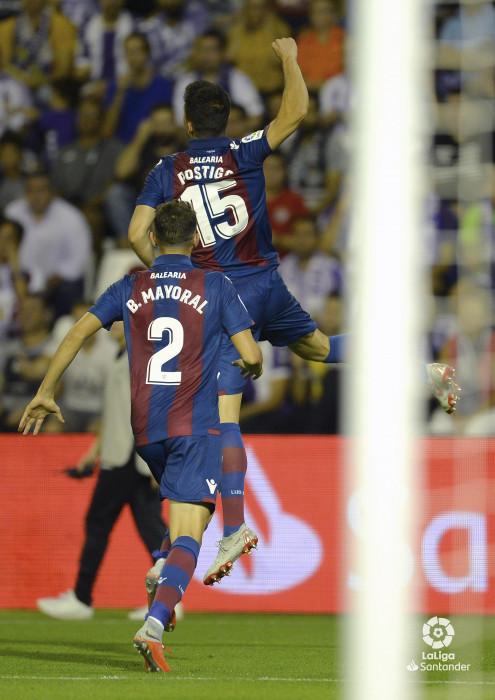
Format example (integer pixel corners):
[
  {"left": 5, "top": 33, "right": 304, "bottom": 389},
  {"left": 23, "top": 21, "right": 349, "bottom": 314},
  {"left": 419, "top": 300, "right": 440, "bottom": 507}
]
[
  {"left": 89, "top": 255, "right": 253, "bottom": 446},
  {"left": 136, "top": 130, "right": 278, "bottom": 278}
]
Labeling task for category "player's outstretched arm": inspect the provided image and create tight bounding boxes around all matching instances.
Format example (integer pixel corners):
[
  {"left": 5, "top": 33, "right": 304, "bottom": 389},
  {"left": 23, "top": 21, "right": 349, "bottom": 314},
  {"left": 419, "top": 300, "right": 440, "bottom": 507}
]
[
  {"left": 266, "top": 38, "right": 309, "bottom": 150},
  {"left": 18, "top": 312, "right": 102, "bottom": 435},
  {"left": 231, "top": 329, "right": 263, "bottom": 380},
  {"left": 128, "top": 205, "right": 156, "bottom": 268}
]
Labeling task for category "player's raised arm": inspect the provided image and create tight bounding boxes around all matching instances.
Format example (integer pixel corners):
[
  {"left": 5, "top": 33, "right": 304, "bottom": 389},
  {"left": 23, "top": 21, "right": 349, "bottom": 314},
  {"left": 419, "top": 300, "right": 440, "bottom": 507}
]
[
  {"left": 231, "top": 330, "right": 263, "bottom": 380},
  {"left": 18, "top": 312, "right": 103, "bottom": 435},
  {"left": 128, "top": 204, "right": 157, "bottom": 268},
  {"left": 266, "top": 38, "right": 309, "bottom": 150}
]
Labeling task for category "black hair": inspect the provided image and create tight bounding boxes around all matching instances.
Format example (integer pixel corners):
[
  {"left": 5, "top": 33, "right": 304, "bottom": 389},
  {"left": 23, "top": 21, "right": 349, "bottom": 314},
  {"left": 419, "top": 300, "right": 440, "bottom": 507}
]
[
  {"left": 184, "top": 80, "right": 230, "bottom": 137},
  {"left": 0, "top": 130, "right": 24, "bottom": 150},
  {"left": 199, "top": 28, "right": 227, "bottom": 51},
  {"left": 124, "top": 31, "right": 151, "bottom": 56},
  {"left": 0, "top": 216, "right": 24, "bottom": 244},
  {"left": 152, "top": 201, "right": 197, "bottom": 246}
]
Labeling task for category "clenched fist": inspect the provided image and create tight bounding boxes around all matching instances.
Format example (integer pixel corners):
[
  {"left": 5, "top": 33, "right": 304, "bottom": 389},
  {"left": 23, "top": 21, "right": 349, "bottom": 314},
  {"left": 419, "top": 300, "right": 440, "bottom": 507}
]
[{"left": 271, "top": 37, "right": 298, "bottom": 62}]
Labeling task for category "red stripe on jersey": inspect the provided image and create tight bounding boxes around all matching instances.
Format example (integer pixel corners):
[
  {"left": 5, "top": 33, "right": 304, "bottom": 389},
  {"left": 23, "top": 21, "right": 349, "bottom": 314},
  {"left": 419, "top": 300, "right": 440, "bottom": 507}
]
[
  {"left": 223, "top": 150, "right": 266, "bottom": 268},
  {"left": 129, "top": 273, "right": 157, "bottom": 445},
  {"left": 166, "top": 270, "right": 205, "bottom": 437}
]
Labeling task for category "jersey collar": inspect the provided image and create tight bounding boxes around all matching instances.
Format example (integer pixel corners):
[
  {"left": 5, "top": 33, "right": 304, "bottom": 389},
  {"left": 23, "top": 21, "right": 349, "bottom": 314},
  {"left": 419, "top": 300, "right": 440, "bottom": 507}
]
[
  {"left": 152, "top": 254, "right": 194, "bottom": 268},
  {"left": 187, "top": 136, "right": 230, "bottom": 151}
]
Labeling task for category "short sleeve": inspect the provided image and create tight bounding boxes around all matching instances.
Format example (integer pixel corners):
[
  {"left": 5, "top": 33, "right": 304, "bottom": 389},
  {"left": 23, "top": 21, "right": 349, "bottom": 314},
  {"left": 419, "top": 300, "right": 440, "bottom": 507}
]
[
  {"left": 236, "top": 128, "right": 272, "bottom": 166},
  {"left": 220, "top": 276, "right": 254, "bottom": 337},
  {"left": 136, "top": 159, "right": 169, "bottom": 207},
  {"left": 88, "top": 278, "right": 125, "bottom": 329}
]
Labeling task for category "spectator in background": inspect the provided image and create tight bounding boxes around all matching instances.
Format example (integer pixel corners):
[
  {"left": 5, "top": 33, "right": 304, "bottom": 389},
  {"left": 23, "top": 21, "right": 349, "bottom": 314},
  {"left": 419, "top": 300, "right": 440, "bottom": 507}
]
[
  {"left": 264, "top": 151, "right": 308, "bottom": 255},
  {"left": 54, "top": 0, "right": 98, "bottom": 30},
  {"left": 438, "top": 0, "right": 495, "bottom": 66},
  {"left": 292, "top": 293, "right": 344, "bottom": 433},
  {"left": 240, "top": 342, "right": 292, "bottom": 434},
  {"left": 50, "top": 97, "right": 122, "bottom": 242},
  {"left": 225, "top": 102, "right": 250, "bottom": 139},
  {"left": 6, "top": 171, "right": 91, "bottom": 316},
  {"left": 0, "top": 293, "right": 52, "bottom": 431},
  {"left": 103, "top": 32, "right": 173, "bottom": 143},
  {"left": 297, "top": 0, "right": 345, "bottom": 90},
  {"left": 319, "top": 70, "right": 350, "bottom": 129},
  {"left": 0, "top": 0, "right": 76, "bottom": 91},
  {"left": 138, "top": 0, "right": 209, "bottom": 78},
  {"left": 287, "top": 92, "right": 335, "bottom": 211},
  {"left": 35, "top": 78, "right": 78, "bottom": 161},
  {"left": 173, "top": 30, "right": 263, "bottom": 131},
  {"left": 279, "top": 215, "right": 341, "bottom": 317},
  {"left": 227, "top": 0, "right": 290, "bottom": 93},
  {"left": 50, "top": 299, "right": 116, "bottom": 433},
  {"left": 0, "top": 54, "right": 32, "bottom": 137},
  {"left": 107, "top": 104, "right": 180, "bottom": 239},
  {"left": 0, "top": 217, "right": 26, "bottom": 344},
  {"left": 0, "top": 132, "right": 25, "bottom": 209},
  {"left": 75, "top": 0, "right": 135, "bottom": 89}
]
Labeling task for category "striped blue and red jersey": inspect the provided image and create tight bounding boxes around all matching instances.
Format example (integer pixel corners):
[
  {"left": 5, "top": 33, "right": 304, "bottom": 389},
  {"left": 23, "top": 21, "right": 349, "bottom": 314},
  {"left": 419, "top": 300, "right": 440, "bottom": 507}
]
[
  {"left": 89, "top": 254, "right": 253, "bottom": 446},
  {"left": 136, "top": 130, "right": 278, "bottom": 278}
]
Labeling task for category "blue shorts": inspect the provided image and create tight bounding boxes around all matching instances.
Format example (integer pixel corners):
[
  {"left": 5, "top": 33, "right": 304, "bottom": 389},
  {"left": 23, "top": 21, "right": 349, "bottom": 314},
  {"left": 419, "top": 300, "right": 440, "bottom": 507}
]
[
  {"left": 136, "top": 434, "right": 221, "bottom": 505},
  {"left": 218, "top": 269, "right": 317, "bottom": 395}
]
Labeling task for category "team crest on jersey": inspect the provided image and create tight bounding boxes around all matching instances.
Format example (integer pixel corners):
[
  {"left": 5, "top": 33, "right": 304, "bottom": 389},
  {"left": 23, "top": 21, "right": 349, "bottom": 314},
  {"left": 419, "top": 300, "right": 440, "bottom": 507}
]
[{"left": 241, "top": 130, "right": 263, "bottom": 143}]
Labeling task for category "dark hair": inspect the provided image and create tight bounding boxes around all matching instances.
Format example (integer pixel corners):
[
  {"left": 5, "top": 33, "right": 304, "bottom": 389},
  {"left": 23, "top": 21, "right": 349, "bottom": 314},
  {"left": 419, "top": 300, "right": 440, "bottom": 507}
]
[
  {"left": 25, "top": 170, "right": 52, "bottom": 186},
  {"left": 0, "top": 216, "right": 24, "bottom": 244},
  {"left": 125, "top": 31, "right": 151, "bottom": 55},
  {"left": 199, "top": 28, "right": 227, "bottom": 51},
  {"left": 0, "top": 130, "right": 23, "bottom": 150},
  {"left": 152, "top": 201, "right": 197, "bottom": 246},
  {"left": 184, "top": 80, "right": 230, "bottom": 137}
]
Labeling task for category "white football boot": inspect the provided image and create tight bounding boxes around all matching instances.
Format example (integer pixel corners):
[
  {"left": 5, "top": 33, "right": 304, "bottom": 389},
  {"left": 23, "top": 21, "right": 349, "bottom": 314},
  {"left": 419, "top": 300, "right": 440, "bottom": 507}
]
[
  {"left": 427, "top": 363, "right": 461, "bottom": 415},
  {"left": 37, "top": 590, "right": 93, "bottom": 620},
  {"left": 203, "top": 523, "right": 258, "bottom": 586}
]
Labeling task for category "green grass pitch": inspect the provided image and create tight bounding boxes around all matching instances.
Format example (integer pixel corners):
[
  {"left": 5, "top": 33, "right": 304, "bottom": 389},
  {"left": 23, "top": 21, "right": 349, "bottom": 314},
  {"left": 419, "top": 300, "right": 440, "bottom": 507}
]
[{"left": 0, "top": 611, "right": 494, "bottom": 700}]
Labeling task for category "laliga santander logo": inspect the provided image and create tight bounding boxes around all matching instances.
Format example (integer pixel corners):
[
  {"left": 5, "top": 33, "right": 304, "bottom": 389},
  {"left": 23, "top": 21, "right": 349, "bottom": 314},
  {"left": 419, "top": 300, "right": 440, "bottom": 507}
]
[
  {"left": 194, "top": 446, "right": 323, "bottom": 594},
  {"left": 423, "top": 616, "right": 455, "bottom": 649}
]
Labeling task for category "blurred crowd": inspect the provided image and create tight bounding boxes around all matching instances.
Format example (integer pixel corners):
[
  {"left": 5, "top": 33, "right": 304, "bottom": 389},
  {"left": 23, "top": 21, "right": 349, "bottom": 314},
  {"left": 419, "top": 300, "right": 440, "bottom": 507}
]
[{"left": 0, "top": 0, "right": 493, "bottom": 435}]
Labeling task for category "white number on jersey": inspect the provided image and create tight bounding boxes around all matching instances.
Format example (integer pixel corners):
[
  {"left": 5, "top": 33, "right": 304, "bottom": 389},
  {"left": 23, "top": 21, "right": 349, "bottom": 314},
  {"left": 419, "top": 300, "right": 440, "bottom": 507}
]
[
  {"left": 180, "top": 180, "right": 249, "bottom": 248},
  {"left": 146, "top": 317, "right": 184, "bottom": 386}
]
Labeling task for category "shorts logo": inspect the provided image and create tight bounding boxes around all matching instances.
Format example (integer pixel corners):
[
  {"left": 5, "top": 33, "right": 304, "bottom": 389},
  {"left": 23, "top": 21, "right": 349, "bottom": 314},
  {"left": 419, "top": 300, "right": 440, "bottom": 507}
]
[
  {"left": 206, "top": 478, "right": 217, "bottom": 495},
  {"left": 423, "top": 616, "right": 455, "bottom": 649}
]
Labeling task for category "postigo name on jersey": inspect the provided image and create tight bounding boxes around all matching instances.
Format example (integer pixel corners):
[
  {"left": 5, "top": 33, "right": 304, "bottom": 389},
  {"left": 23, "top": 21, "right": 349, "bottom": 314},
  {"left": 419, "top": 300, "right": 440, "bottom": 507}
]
[
  {"left": 177, "top": 156, "right": 234, "bottom": 186},
  {"left": 126, "top": 283, "right": 208, "bottom": 315}
]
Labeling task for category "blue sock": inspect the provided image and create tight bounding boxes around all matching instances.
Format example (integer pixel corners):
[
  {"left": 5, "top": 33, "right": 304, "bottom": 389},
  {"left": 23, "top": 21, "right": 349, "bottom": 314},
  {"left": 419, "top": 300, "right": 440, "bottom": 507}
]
[
  {"left": 220, "top": 423, "right": 247, "bottom": 538},
  {"left": 325, "top": 334, "right": 348, "bottom": 363},
  {"left": 147, "top": 536, "right": 200, "bottom": 631}
]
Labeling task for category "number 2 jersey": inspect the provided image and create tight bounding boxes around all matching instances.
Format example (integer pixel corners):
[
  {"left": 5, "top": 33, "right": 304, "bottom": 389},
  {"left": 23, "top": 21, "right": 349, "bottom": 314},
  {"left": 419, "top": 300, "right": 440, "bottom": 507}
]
[
  {"left": 136, "top": 130, "right": 278, "bottom": 278},
  {"left": 88, "top": 254, "right": 253, "bottom": 446}
]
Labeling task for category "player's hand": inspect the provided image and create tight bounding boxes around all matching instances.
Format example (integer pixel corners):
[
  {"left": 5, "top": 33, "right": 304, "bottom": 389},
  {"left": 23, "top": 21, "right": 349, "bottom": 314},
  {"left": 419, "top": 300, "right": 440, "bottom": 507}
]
[
  {"left": 232, "top": 359, "right": 263, "bottom": 380},
  {"left": 271, "top": 38, "right": 298, "bottom": 63},
  {"left": 18, "top": 394, "right": 65, "bottom": 435}
]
